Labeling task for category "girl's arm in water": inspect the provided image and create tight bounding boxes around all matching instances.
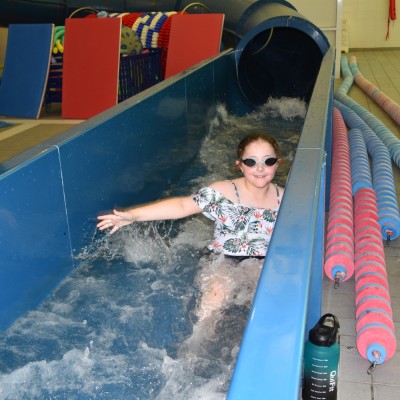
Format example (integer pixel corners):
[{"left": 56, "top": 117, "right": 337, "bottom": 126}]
[{"left": 97, "top": 196, "right": 202, "bottom": 234}]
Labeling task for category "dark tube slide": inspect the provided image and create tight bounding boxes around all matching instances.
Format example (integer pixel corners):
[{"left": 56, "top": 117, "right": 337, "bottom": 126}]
[{"left": 182, "top": 1, "right": 330, "bottom": 104}]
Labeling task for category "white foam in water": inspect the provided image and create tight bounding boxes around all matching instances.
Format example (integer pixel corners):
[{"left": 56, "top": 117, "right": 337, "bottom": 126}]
[
  {"left": 156, "top": 353, "right": 228, "bottom": 400},
  {"left": 0, "top": 345, "right": 162, "bottom": 398},
  {"left": 208, "top": 103, "right": 230, "bottom": 132},
  {"left": 256, "top": 97, "right": 307, "bottom": 120},
  {"left": 0, "top": 99, "right": 305, "bottom": 399},
  {"left": 121, "top": 222, "right": 176, "bottom": 267}
]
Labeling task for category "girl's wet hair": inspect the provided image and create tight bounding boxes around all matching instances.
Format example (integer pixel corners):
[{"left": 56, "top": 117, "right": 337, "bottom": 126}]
[{"left": 237, "top": 132, "right": 280, "bottom": 160}]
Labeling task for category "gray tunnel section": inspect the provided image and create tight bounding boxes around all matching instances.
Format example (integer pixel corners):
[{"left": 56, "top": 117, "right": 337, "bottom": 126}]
[{"left": 0, "top": 0, "right": 329, "bottom": 107}]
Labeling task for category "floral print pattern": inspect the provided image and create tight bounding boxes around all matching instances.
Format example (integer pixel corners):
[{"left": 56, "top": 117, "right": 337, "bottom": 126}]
[{"left": 192, "top": 187, "right": 280, "bottom": 256}]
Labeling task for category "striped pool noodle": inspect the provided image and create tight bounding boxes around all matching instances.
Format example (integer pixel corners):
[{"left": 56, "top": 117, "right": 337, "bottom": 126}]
[{"left": 349, "top": 55, "right": 400, "bottom": 126}]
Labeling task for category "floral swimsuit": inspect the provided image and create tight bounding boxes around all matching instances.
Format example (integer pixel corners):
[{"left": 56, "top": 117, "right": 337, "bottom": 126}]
[{"left": 192, "top": 181, "right": 280, "bottom": 257}]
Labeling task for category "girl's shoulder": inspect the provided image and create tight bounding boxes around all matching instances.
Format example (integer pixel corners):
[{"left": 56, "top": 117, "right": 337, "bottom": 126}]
[
  {"left": 208, "top": 179, "right": 234, "bottom": 191},
  {"left": 208, "top": 179, "right": 242, "bottom": 203}
]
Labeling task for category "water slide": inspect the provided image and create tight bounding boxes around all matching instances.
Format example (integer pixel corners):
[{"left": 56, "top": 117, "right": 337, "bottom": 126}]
[{"left": 0, "top": 1, "right": 334, "bottom": 398}]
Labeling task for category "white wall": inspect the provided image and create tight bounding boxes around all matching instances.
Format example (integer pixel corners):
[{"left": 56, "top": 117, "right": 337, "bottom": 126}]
[
  {"left": 343, "top": 0, "right": 399, "bottom": 48},
  {"left": 289, "top": 0, "right": 399, "bottom": 78},
  {"left": 289, "top": 0, "right": 339, "bottom": 29},
  {"left": 289, "top": 0, "right": 342, "bottom": 77},
  {"left": 290, "top": 0, "right": 400, "bottom": 49}
]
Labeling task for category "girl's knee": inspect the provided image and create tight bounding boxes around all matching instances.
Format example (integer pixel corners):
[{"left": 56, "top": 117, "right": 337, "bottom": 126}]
[{"left": 197, "top": 278, "right": 228, "bottom": 320}]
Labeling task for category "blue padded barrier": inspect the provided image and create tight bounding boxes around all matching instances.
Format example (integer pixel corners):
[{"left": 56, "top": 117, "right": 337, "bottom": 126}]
[
  {"left": 228, "top": 47, "right": 334, "bottom": 400},
  {"left": 0, "top": 50, "right": 232, "bottom": 331},
  {"left": 0, "top": 148, "right": 72, "bottom": 329}
]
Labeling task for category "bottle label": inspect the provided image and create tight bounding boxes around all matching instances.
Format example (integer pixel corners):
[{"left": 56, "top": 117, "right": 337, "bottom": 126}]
[
  {"left": 329, "top": 370, "right": 337, "bottom": 392},
  {"left": 303, "top": 351, "right": 338, "bottom": 400}
]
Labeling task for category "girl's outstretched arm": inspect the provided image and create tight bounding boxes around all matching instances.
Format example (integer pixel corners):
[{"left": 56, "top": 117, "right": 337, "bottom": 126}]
[{"left": 97, "top": 196, "right": 202, "bottom": 234}]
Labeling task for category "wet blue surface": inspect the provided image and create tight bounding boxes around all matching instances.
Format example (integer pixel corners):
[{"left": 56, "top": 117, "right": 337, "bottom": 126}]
[{"left": 0, "top": 105, "right": 304, "bottom": 399}]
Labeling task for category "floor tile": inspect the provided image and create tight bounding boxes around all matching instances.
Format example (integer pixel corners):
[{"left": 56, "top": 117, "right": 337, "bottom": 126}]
[
  {"left": 324, "top": 292, "right": 356, "bottom": 320},
  {"left": 338, "top": 335, "right": 372, "bottom": 384},
  {"left": 338, "top": 380, "right": 372, "bottom": 400},
  {"left": 369, "top": 351, "right": 400, "bottom": 386},
  {"left": 373, "top": 383, "right": 400, "bottom": 399}
]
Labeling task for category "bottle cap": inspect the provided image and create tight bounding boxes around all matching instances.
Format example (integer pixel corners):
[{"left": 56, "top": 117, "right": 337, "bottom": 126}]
[{"left": 309, "top": 313, "right": 340, "bottom": 346}]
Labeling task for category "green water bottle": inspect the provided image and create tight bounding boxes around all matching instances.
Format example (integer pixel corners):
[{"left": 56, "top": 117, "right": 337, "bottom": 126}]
[{"left": 302, "top": 313, "right": 340, "bottom": 400}]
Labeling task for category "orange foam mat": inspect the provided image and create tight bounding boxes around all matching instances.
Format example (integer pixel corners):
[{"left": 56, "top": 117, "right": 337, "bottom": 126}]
[
  {"left": 62, "top": 18, "right": 121, "bottom": 119},
  {"left": 164, "top": 14, "right": 224, "bottom": 79}
]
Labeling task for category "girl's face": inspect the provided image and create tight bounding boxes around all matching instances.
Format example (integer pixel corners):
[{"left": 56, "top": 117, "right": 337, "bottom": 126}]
[{"left": 236, "top": 140, "right": 279, "bottom": 188}]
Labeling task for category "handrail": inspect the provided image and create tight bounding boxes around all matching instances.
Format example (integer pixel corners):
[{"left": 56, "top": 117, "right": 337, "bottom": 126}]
[{"left": 228, "top": 46, "right": 334, "bottom": 400}]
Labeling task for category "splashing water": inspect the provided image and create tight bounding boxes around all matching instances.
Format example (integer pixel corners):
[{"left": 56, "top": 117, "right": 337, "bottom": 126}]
[
  {"left": 256, "top": 97, "right": 308, "bottom": 120},
  {"left": 0, "top": 100, "right": 305, "bottom": 400}
]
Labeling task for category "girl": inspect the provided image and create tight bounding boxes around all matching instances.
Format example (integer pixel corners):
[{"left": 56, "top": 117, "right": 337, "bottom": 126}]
[{"left": 97, "top": 132, "right": 284, "bottom": 318}]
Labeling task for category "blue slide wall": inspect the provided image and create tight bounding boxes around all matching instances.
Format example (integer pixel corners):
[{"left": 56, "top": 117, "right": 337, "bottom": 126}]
[
  {"left": 0, "top": 52, "right": 237, "bottom": 329},
  {"left": 0, "top": 1, "right": 335, "bottom": 398}
]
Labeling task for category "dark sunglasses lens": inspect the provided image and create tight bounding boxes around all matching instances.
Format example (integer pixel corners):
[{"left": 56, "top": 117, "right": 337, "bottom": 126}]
[
  {"left": 265, "top": 158, "right": 278, "bottom": 166},
  {"left": 242, "top": 159, "right": 256, "bottom": 167}
]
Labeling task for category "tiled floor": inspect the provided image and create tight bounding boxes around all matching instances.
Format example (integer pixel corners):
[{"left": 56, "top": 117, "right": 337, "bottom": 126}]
[
  {"left": 325, "top": 49, "right": 400, "bottom": 400},
  {"left": 0, "top": 104, "right": 82, "bottom": 163},
  {"left": 1, "top": 49, "right": 400, "bottom": 399}
]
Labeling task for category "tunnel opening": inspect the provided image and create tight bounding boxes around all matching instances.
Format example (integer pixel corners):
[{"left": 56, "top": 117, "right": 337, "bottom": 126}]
[{"left": 237, "top": 26, "right": 324, "bottom": 106}]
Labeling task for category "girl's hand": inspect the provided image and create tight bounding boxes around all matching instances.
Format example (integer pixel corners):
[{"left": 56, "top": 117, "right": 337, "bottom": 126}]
[{"left": 96, "top": 209, "right": 134, "bottom": 234}]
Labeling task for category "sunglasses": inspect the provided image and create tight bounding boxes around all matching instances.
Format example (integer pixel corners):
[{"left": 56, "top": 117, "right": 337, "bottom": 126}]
[{"left": 241, "top": 156, "right": 278, "bottom": 167}]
